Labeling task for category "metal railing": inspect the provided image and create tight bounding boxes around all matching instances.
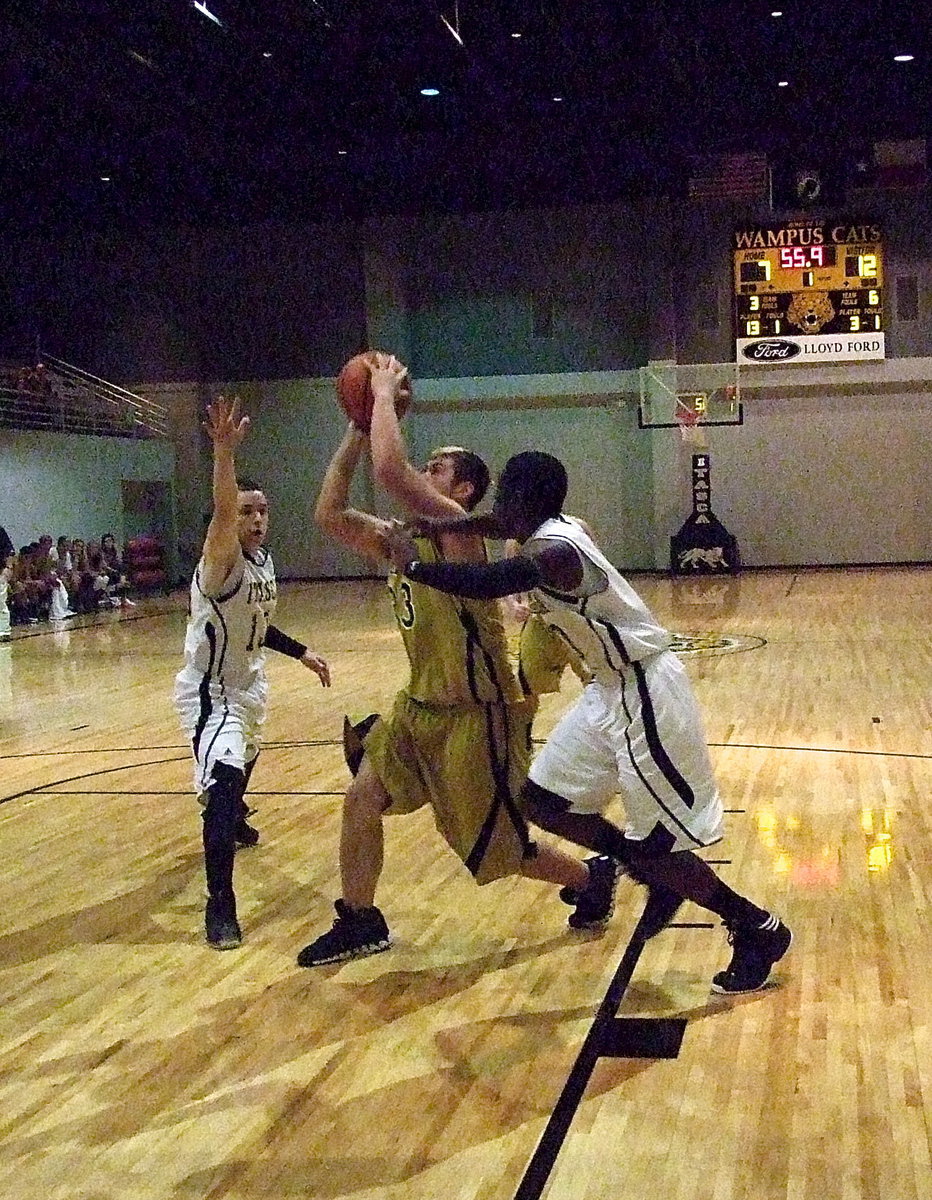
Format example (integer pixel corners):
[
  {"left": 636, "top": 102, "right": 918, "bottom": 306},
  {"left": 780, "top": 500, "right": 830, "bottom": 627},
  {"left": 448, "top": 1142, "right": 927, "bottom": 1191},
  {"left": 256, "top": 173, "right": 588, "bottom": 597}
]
[{"left": 0, "top": 357, "right": 169, "bottom": 438}]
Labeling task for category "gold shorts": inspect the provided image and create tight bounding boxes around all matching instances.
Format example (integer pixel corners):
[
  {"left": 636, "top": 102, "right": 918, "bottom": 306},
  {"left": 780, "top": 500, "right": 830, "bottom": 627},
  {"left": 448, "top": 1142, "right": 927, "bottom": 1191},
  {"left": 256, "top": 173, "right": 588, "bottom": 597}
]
[{"left": 363, "top": 693, "right": 535, "bottom": 884}]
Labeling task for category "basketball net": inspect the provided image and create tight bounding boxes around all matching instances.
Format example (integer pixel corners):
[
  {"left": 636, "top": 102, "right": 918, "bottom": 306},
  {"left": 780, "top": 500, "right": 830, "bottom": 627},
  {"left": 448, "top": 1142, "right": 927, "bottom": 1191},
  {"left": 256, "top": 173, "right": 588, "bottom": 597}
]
[{"left": 675, "top": 398, "right": 708, "bottom": 448}]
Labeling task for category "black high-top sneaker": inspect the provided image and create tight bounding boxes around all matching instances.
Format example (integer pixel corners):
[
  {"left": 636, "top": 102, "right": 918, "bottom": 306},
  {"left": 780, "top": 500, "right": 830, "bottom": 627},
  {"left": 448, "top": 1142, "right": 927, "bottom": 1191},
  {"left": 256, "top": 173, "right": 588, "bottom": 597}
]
[
  {"left": 297, "top": 900, "right": 392, "bottom": 966},
  {"left": 205, "top": 893, "right": 242, "bottom": 950},
  {"left": 568, "top": 856, "right": 623, "bottom": 930},
  {"left": 711, "top": 915, "right": 792, "bottom": 993}
]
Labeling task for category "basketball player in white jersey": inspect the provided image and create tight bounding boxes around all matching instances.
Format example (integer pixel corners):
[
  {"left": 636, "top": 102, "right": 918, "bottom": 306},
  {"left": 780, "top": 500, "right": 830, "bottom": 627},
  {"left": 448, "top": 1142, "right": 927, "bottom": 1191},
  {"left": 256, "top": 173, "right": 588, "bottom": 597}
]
[
  {"left": 174, "top": 396, "right": 331, "bottom": 950},
  {"left": 0, "top": 547, "right": 12, "bottom": 641},
  {"left": 384, "top": 451, "right": 792, "bottom": 994}
]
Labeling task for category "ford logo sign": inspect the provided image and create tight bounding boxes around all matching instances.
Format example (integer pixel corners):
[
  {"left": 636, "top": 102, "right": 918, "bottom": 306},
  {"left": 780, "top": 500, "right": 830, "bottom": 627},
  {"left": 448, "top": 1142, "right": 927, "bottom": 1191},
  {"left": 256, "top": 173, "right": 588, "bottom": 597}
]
[{"left": 742, "top": 339, "right": 802, "bottom": 361}]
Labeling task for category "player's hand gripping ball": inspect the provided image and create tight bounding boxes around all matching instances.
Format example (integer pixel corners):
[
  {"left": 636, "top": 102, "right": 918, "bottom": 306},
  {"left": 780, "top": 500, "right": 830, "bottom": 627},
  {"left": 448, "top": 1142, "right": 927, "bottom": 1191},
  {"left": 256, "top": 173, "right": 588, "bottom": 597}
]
[{"left": 336, "top": 351, "right": 412, "bottom": 432}]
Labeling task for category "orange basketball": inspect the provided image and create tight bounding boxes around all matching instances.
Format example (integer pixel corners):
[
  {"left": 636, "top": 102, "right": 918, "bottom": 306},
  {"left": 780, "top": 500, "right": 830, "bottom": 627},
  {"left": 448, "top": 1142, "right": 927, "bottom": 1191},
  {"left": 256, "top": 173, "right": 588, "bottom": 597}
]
[{"left": 336, "top": 351, "right": 411, "bottom": 432}]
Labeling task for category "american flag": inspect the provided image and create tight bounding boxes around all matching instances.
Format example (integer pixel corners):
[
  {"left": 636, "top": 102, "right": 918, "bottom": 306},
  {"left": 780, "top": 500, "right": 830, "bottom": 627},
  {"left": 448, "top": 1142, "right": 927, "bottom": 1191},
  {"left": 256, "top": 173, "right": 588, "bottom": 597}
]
[{"left": 688, "top": 152, "right": 771, "bottom": 203}]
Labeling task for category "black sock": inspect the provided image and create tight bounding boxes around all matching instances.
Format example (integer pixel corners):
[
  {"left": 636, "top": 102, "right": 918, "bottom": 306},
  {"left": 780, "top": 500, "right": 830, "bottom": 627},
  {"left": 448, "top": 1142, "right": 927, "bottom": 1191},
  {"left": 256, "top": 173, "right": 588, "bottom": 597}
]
[
  {"left": 530, "top": 809, "right": 628, "bottom": 858},
  {"left": 203, "top": 762, "right": 246, "bottom": 899},
  {"left": 705, "top": 881, "right": 769, "bottom": 928}
]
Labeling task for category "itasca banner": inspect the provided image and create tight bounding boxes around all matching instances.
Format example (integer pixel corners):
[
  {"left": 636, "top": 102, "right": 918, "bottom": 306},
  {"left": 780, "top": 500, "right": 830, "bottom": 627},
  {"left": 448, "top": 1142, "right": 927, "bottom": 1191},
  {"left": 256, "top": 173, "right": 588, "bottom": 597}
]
[{"left": 738, "top": 333, "right": 885, "bottom": 364}]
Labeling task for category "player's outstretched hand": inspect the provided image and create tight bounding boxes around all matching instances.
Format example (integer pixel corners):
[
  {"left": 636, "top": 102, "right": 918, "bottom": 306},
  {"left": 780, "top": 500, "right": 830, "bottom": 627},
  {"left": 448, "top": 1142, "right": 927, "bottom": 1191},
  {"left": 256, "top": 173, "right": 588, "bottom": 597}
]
[
  {"left": 502, "top": 595, "right": 532, "bottom": 624},
  {"left": 383, "top": 521, "right": 419, "bottom": 571},
  {"left": 301, "top": 650, "right": 331, "bottom": 687},
  {"left": 368, "top": 352, "right": 409, "bottom": 405},
  {"left": 204, "top": 395, "right": 250, "bottom": 450}
]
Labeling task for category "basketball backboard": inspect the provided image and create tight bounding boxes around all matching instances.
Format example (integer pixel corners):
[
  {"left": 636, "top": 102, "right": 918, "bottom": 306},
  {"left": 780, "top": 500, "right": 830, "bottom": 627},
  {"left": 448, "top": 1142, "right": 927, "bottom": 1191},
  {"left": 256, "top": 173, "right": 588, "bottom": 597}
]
[{"left": 637, "top": 361, "right": 743, "bottom": 429}]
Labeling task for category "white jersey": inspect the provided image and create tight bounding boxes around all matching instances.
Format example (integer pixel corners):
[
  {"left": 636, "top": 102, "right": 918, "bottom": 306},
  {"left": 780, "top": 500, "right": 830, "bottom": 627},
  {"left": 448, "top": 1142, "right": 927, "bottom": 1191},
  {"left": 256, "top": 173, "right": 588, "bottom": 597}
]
[
  {"left": 525, "top": 515, "right": 671, "bottom": 679},
  {"left": 0, "top": 569, "right": 10, "bottom": 638},
  {"left": 177, "top": 547, "right": 277, "bottom": 695},
  {"left": 526, "top": 515, "right": 723, "bottom": 850}
]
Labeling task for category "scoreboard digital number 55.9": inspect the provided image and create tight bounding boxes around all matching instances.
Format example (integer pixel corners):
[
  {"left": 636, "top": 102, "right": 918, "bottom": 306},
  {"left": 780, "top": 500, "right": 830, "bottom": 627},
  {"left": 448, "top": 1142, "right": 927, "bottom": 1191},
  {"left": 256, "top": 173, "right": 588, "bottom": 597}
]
[{"left": 734, "top": 222, "right": 884, "bottom": 365}]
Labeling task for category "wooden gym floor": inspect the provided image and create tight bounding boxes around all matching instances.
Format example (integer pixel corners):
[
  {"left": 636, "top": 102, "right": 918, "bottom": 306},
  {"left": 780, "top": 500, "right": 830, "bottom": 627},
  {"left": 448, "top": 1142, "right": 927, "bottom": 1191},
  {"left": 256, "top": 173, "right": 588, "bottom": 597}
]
[{"left": 1, "top": 567, "right": 931, "bottom": 1200}]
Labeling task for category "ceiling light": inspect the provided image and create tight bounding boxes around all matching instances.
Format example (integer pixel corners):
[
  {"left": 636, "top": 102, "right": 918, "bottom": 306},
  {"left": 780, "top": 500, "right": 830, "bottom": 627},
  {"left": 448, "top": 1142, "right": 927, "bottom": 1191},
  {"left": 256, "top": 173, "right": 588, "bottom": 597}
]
[
  {"left": 100, "top": 176, "right": 111, "bottom": 182},
  {"left": 778, "top": 80, "right": 789, "bottom": 87},
  {"left": 511, "top": 32, "right": 522, "bottom": 38},
  {"left": 420, "top": 86, "right": 440, "bottom": 96},
  {"left": 893, "top": 54, "right": 914, "bottom": 62},
  {"left": 440, "top": 13, "right": 463, "bottom": 46},
  {"left": 262, "top": 51, "right": 272, "bottom": 58},
  {"left": 337, "top": 150, "right": 348, "bottom": 156},
  {"left": 771, "top": 10, "right": 782, "bottom": 15},
  {"left": 552, "top": 95, "right": 564, "bottom": 102},
  {"left": 193, "top": 1, "right": 223, "bottom": 27}
]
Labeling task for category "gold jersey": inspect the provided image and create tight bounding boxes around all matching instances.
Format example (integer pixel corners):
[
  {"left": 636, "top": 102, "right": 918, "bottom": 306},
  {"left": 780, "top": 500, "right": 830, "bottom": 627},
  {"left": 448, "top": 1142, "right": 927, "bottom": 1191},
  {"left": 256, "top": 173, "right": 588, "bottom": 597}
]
[
  {"left": 516, "top": 610, "right": 591, "bottom": 699},
  {"left": 388, "top": 537, "right": 522, "bottom": 708}
]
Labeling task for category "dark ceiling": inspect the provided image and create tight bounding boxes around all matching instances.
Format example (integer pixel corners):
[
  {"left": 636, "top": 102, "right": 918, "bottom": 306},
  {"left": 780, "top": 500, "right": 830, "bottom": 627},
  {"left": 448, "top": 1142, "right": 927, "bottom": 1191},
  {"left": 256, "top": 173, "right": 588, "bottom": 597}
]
[{"left": 3, "top": 0, "right": 930, "bottom": 231}]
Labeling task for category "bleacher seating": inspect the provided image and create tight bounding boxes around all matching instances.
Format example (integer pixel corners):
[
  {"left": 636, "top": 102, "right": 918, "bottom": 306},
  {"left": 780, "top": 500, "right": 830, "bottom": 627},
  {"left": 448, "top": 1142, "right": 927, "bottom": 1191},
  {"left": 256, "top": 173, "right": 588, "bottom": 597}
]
[{"left": 124, "top": 536, "right": 168, "bottom": 592}]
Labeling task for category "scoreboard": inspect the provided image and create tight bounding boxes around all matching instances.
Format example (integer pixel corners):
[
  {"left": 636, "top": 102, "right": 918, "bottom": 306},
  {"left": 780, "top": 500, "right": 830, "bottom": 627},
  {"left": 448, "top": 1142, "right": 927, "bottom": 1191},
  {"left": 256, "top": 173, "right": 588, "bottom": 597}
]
[{"left": 734, "top": 221, "right": 884, "bottom": 365}]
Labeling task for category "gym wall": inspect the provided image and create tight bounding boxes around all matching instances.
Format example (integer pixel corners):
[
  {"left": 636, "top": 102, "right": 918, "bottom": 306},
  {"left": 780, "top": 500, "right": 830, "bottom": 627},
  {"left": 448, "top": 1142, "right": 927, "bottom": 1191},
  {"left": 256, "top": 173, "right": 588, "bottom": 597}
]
[{"left": 3, "top": 189, "right": 931, "bottom": 573}]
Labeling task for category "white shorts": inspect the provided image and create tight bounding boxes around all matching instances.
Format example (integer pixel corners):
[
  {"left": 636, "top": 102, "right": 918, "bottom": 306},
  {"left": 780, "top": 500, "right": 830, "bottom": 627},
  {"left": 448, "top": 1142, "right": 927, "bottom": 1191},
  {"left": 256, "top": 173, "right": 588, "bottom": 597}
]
[
  {"left": 529, "top": 651, "right": 724, "bottom": 852},
  {"left": 174, "top": 670, "right": 268, "bottom": 795}
]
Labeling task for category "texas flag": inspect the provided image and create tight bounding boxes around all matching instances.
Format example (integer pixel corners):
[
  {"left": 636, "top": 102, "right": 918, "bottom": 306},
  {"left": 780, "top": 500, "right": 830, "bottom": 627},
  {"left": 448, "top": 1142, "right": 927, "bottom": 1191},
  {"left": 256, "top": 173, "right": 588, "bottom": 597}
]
[{"left": 850, "top": 138, "right": 929, "bottom": 190}]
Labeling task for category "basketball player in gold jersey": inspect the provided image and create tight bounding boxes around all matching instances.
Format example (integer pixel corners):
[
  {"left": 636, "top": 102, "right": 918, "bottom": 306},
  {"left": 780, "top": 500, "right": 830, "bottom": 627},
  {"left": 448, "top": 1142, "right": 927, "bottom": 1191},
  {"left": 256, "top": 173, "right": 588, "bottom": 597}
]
[
  {"left": 504, "top": 533, "right": 592, "bottom": 710},
  {"left": 297, "top": 355, "right": 620, "bottom": 965},
  {"left": 383, "top": 450, "right": 792, "bottom": 994}
]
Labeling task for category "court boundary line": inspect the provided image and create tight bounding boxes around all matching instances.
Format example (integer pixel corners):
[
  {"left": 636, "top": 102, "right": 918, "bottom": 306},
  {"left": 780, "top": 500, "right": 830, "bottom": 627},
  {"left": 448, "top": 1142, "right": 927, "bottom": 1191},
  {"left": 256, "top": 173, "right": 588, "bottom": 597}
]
[
  {"left": 709, "top": 740, "right": 932, "bottom": 759},
  {"left": 2, "top": 607, "right": 178, "bottom": 641},
  {"left": 515, "top": 904, "right": 667, "bottom": 1200},
  {"left": 4, "top": 738, "right": 929, "bottom": 763},
  {"left": 26, "top": 789, "right": 345, "bottom": 797},
  {"left": 0, "top": 739, "right": 343, "bottom": 760},
  {"left": 0, "top": 756, "right": 190, "bottom": 806},
  {"left": 513, "top": 847, "right": 752, "bottom": 1195}
]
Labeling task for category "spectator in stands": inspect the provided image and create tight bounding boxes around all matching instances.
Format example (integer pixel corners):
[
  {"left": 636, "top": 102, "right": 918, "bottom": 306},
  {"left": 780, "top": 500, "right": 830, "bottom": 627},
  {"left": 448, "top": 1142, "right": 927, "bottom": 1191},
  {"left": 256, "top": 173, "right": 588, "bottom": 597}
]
[
  {"left": 100, "top": 533, "right": 121, "bottom": 572},
  {"left": 7, "top": 552, "right": 28, "bottom": 624},
  {"left": 9, "top": 546, "right": 48, "bottom": 624},
  {"left": 69, "top": 540, "right": 97, "bottom": 614},
  {"left": 21, "top": 541, "right": 69, "bottom": 622},
  {"left": 16, "top": 366, "right": 34, "bottom": 399},
  {"left": 47, "top": 564, "right": 75, "bottom": 621},
  {"left": 33, "top": 364, "right": 57, "bottom": 412},
  {"left": 67, "top": 538, "right": 85, "bottom": 597},
  {"left": 35, "top": 534, "right": 55, "bottom": 573},
  {"left": 87, "top": 549, "right": 116, "bottom": 608},
  {"left": 100, "top": 532, "right": 135, "bottom": 606},
  {"left": 51, "top": 536, "right": 73, "bottom": 572},
  {"left": 12, "top": 364, "right": 58, "bottom": 425},
  {"left": 33, "top": 537, "right": 60, "bottom": 615}
]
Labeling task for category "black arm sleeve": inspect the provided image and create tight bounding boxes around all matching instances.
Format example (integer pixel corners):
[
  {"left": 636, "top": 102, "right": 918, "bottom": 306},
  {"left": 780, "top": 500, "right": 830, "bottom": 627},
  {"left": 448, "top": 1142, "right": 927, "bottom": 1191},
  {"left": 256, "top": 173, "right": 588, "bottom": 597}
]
[
  {"left": 264, "top": 624, "right": 307, "bottom": 660},
  {"left": 405, "top": 555, "right": 541, "bottom": 600}
]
